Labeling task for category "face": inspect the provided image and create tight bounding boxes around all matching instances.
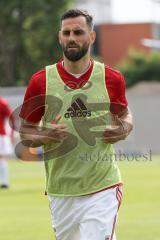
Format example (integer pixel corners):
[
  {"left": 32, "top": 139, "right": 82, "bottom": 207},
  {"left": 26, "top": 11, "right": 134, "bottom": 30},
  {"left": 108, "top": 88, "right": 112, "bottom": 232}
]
[{"left": 59, "top": 16, "right": 96, "bottom": 61}]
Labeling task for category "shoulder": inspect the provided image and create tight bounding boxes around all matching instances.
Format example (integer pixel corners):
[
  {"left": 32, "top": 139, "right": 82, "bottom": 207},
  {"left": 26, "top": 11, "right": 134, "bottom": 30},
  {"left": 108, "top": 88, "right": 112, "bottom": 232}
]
[
  {"left": 105, "top": 65, "right": 124, "bottom": 83},
  {"left": 26, "top": 68, "right": 46, "bottom": 96},
  {"left": 30, "top": 68, "right": 46, "bottom": 85},
  {"left": 104, "top": 64, "right": 126, "bottom": 91}
]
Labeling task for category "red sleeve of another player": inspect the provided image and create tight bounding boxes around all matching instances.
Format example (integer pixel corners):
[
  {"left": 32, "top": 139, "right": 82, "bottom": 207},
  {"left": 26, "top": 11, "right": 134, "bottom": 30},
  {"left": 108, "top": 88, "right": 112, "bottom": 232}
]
[
  {"left": 105, "top": 66, "right": 128, "bottom": 114},
  {"left": 3, "top": 101, "right": 12, "bottom": 117},
  {"left": 4, "top": 102, "right": 15, "bottom": 135},
  {"left": 20, "top": 70, "right": 46, "bottom": 123}
]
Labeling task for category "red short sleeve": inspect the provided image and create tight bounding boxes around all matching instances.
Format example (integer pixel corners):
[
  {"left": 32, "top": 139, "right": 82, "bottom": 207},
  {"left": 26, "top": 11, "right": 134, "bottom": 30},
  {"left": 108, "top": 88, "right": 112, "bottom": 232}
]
[
  {"left": 0, "top": 98, "right": 13, "bottom": 135},
  {"left": 105, "top": 66, "right": 128, "bottom": 114},
  {"left": 20, "top": 69, "right": 46, "bottom": 123},
  {"left": 0, "top": 98, "right": 12, "bottom": 117}
]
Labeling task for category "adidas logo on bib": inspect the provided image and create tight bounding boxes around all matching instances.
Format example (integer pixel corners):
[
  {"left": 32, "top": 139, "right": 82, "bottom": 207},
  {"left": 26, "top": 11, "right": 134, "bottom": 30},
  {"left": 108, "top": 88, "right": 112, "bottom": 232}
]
[{"left": 64, "top": 97, "right": 91, "bottom": 119}]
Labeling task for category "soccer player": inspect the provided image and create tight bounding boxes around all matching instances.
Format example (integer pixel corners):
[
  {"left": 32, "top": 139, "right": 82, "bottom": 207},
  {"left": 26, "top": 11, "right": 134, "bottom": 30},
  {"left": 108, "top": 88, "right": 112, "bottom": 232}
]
[
  {"left": 0, "top": 97, "right": 14, "bottom": 189},
  {"left": 19, "top": 9, "right": 133, "bottom": 240}
]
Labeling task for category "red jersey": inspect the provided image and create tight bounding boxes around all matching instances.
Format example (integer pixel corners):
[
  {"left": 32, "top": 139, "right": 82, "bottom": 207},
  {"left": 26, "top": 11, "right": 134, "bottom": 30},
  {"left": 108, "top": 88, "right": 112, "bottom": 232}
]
[
  {"left": 0, "top": 97, "right": 12, "bottom": 135},
  {"left": 20, "top": 59, "right": 128, "bottom": 122}
]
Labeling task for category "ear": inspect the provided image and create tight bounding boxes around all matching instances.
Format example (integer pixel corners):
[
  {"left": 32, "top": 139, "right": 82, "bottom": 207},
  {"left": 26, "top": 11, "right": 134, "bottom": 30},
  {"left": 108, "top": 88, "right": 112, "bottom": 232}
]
[
  {"left": 90, "top": 31, "right": 96, "bottom": 44},
  {"left": 59, "top": 31, "right": 62, "bottom": 44}
]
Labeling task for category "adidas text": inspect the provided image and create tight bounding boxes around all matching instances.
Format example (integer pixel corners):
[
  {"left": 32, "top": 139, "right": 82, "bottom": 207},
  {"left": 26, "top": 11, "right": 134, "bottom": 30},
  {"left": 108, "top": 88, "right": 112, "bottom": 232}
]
[{"left": 64, "top": 110, "right": 91, "bottom": 118}]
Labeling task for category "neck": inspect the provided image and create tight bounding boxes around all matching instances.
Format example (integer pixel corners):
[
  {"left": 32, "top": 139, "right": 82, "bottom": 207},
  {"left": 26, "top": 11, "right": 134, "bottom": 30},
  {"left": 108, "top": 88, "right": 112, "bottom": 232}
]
[{"left": 63, "top": 54, "right": 91, "bottom": 74}]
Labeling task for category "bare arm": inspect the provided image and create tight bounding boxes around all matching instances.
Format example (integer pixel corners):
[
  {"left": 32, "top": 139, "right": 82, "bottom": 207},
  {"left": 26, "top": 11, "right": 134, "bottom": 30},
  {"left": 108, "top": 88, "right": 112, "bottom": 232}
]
[
  {"left": 103, "top": 108, "right": 133, "bottom": 144},
  {"left": 19, "top": 116, "right": 68, "bottom": 148}
]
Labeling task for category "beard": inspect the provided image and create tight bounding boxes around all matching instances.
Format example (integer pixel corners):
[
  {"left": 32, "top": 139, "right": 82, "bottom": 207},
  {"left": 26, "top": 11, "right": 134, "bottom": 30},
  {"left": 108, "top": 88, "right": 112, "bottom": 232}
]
[{"left": 61, "top": 41, "right": 90, "bottom": 62}]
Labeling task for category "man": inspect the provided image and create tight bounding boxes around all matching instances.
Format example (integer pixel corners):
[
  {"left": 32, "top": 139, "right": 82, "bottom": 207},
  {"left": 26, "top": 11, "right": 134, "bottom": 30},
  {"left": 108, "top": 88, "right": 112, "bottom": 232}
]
[
  {"left": 19, "top": 9, "right": 133, "bottom": 240},
  {"left": 0, "top": 97, "right": 14, "bottom": 188}
]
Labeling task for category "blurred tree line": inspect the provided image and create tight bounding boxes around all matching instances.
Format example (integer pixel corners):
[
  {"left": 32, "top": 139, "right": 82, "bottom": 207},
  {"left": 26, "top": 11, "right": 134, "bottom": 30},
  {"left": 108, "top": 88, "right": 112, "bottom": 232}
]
[
  {"left": 117, "top": 49, "right": 160, "bottom": 88},
  {"left": 0, "top": 0, "right": 73, "bottom": 86}
]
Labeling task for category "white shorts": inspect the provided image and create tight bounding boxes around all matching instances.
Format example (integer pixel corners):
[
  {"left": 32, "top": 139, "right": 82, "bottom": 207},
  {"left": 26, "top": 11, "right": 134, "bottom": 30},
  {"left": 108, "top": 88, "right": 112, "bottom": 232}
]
[
  {"left": 0, "top": 135, "right": 13, "bottom": 156},
  {"left": 48, "top": 185, "right": 122, "bottom": 240}
]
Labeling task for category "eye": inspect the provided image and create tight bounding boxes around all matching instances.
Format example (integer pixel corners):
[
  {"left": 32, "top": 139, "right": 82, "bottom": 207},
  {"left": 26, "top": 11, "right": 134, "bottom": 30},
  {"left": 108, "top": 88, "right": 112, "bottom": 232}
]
[
  {"left": 62, "top": 30, "right": 70, "bottom": 36},
  {"left": 74, "top": 30, "right": 84, "bottom": 35}
]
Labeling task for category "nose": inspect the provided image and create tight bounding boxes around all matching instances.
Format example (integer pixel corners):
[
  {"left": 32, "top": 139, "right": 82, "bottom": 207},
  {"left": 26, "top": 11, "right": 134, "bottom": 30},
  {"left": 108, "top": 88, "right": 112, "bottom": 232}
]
[{"left": 68, "top": 31, "right": 76, "bottom": 41}]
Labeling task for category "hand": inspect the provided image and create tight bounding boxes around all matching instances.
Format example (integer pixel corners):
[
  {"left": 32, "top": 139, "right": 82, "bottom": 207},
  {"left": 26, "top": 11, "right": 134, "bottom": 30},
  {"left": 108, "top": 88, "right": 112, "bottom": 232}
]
[
  {"left": 103, "top": 115, "right": 133, "bottom": 144},
  {"left": 41, "top": 115, "right": 68, "bottom": 144}
]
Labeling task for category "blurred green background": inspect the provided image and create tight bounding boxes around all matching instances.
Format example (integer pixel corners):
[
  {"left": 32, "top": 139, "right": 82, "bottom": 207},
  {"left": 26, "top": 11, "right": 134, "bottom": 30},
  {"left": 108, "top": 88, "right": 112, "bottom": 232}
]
[{"left": 0, "top": 0, "right": 74, "bottom": 86}]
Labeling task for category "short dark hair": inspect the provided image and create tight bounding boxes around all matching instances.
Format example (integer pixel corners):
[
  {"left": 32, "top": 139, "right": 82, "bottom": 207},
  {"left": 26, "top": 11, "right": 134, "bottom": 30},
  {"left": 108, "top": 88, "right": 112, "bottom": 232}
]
[{"left": 61, "top": 9, "right": 94, "bottom": 30}]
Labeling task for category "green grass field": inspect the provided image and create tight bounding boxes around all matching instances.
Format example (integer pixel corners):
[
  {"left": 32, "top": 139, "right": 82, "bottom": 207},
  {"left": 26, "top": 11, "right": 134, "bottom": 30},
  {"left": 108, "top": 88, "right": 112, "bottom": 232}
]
[{"left": 0, "top": 156, "right": 160, "bottom": 240}]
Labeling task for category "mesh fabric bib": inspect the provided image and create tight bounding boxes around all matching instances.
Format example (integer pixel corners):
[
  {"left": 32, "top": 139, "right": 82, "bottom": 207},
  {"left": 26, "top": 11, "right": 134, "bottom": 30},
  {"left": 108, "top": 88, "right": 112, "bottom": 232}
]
[{"left": 43, "top": 61, "right": 121, "bottom": 196}]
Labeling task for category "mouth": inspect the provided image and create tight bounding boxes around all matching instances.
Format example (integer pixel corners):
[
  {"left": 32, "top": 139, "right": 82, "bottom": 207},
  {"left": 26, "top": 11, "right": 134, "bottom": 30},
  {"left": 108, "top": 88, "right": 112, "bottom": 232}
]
[
  {"left": 68, "top": 47, "right": 78, "bottom": 49},
  {"left": 67, "top": 45, "right": 79, "bottom": 49}
]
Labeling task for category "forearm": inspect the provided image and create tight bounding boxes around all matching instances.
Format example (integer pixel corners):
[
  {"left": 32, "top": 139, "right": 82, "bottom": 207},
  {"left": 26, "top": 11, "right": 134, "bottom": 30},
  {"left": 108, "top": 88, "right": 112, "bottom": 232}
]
[
  {"left": 19, "top": 118, "right": 67, "bottom": 147},
  {"left": 119, "top": 111, "right": 133, "bottom": 133},
  {"left": 20, "top": 132, "right": 43, "bottom": 147},
  {"left": 19, "top": 125, "right": 49, "bottom": 148}
]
